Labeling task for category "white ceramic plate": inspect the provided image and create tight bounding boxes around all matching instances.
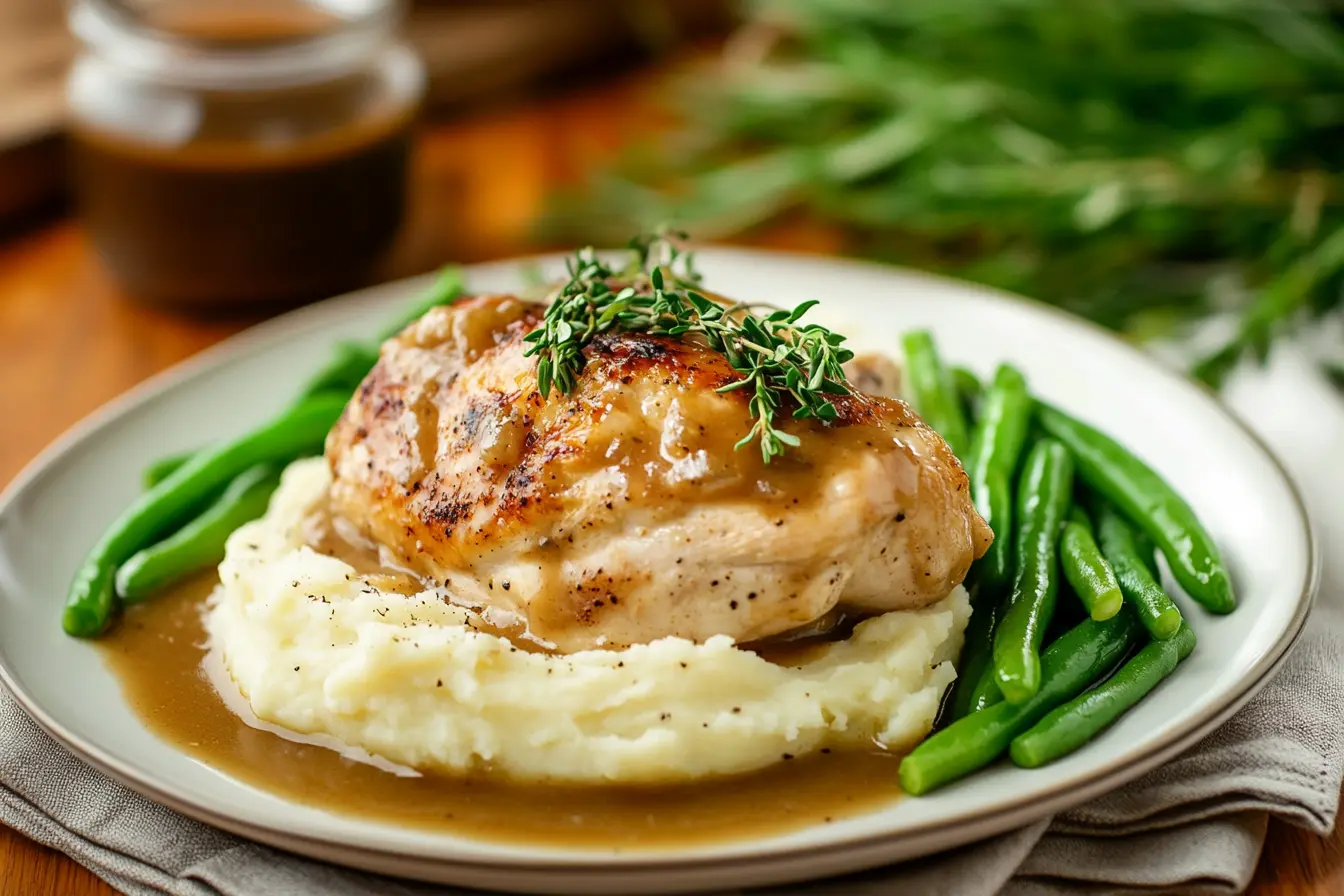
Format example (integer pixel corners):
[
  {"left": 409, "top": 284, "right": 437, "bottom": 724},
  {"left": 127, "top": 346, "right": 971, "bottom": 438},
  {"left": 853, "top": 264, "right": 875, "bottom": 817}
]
[{"left": 0, "top": 249, "right": 1317, "bottom": 894}]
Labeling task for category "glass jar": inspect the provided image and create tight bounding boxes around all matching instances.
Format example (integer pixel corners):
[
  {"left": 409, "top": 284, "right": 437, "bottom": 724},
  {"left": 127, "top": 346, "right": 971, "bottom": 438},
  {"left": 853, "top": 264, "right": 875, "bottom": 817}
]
[{"left": 66, "top": 0, "right": 425, "bottom": 311}]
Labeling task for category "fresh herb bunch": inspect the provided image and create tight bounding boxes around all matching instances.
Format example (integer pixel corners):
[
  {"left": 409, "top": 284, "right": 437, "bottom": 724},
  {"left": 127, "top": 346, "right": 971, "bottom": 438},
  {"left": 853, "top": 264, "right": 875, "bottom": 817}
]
[
  {"left": 524, "top": 230, "right": 855, "bottom": 461},
  {"left": 547, "top": 0, "right": 1344, "bottom": 385}
]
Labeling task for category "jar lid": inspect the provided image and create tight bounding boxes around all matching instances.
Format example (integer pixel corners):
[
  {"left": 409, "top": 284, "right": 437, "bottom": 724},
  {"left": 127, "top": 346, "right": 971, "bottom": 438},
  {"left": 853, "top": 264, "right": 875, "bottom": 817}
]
[{"left": 70, "top": 0, "right": 405, "bottom": 89}]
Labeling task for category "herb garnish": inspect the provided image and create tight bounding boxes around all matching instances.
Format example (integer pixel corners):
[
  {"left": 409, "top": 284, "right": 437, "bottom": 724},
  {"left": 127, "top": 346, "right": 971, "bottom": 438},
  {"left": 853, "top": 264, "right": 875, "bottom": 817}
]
[{"left": 523, "top": 231, "right": 854, "bottom": 462}]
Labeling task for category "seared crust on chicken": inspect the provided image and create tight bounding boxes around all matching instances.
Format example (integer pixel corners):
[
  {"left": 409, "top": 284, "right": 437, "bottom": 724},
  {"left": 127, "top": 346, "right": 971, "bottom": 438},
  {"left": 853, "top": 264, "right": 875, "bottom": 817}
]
[{"left": 325, "top": 294, "right": 991, "bottom": 653}]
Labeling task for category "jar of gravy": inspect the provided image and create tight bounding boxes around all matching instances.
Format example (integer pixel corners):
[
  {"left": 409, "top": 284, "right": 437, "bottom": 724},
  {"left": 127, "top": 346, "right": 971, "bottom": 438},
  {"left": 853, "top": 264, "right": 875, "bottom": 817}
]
[{"left": 66, "top": 0, "right": 425, "bottom": 311}]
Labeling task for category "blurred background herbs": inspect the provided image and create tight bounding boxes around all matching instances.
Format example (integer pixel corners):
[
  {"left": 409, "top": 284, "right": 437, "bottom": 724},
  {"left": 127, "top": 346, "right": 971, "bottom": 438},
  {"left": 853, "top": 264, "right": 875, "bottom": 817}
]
[
  {"left": 546, "top": 0, "right": 1344, "bottom": 386},
  {"left": 4, "top": 0, "right": 1343, "bottom": 378}
]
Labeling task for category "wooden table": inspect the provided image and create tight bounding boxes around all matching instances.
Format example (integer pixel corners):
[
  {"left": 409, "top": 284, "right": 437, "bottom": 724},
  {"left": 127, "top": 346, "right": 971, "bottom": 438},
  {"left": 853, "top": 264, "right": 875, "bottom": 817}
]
[{"left": 0, "top": 60, "right": 1339, "bottom": 896}]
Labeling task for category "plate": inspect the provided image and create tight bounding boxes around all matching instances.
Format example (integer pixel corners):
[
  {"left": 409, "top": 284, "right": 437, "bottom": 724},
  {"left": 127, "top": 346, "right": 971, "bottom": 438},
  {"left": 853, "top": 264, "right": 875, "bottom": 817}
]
[{"left": 0, "top": 249, "right": 1317, "bottom": 894}]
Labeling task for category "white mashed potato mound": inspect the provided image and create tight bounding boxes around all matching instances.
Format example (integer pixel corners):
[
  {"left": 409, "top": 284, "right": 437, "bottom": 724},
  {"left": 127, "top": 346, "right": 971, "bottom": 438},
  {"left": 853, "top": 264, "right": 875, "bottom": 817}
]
[{"left": 209, "top": 458, "right": 971, "bottom": 784}]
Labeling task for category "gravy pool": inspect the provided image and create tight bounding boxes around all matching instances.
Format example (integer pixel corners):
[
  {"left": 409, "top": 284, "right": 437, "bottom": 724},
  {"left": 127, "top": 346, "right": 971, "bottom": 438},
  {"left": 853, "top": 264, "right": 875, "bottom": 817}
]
[{"left": 97, "top": 574, "right": 907, "bottom": 850}]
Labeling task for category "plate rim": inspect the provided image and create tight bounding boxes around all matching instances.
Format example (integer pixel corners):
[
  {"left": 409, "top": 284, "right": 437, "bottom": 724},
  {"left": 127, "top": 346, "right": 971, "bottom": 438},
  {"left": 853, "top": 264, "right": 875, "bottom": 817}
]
[{"left": 0, "top": 246, "right": 1320, "bottom": 878}]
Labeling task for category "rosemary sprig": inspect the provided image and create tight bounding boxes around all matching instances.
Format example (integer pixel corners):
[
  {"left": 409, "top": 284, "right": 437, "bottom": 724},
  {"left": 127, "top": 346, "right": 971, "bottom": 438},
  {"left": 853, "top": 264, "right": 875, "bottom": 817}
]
[{"left": 523, "top": 232, "right": 855, "bottom": 461}]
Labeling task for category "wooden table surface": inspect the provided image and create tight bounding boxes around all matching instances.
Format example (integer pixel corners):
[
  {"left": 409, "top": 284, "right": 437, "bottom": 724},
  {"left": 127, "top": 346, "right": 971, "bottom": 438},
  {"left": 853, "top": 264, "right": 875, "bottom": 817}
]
[{"left": 0, "top": 59, "right": 1339, "bottom": 896}]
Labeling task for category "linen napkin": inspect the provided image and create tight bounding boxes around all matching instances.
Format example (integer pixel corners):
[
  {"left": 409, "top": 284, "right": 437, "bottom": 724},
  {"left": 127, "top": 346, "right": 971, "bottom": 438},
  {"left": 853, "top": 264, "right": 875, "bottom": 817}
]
[{"left": 2, "top": 346, "right": 1341, "bottom": 896}]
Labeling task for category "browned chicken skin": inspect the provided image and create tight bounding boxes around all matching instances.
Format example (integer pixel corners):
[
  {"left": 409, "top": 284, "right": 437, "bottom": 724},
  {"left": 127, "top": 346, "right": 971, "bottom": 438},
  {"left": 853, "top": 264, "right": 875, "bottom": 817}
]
[{"left": 325, "top": 294, "right": 992, "bottom": 653}]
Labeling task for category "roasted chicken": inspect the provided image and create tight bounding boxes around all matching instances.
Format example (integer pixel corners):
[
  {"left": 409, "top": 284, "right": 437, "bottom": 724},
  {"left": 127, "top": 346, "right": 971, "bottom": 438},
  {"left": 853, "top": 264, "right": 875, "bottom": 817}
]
[{"left": 325, "top": 294, "right": 992, "bottom": 653}]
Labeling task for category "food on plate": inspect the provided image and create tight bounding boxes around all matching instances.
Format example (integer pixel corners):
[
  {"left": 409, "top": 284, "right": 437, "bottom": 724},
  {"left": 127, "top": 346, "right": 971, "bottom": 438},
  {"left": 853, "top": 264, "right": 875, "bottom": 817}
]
[
  {"left": 963, "top": 364, "right": 1032, "bottom": 595},
  {"left": 116, "top": 463, "right": 282, "bottom": 603},
  {"left": 899, "top": 607, "right": 1141, "bottom": 795},
  {"left": 901, "top": 342, "right": 1221, "bottom": 792},
  {"left": 950, "top": 366, "right": 982, "bottom": 414},
  {"left": 70, "top": 231, "right": 1233, "bottom": 817},
  {"left": 1009, "top": 622, "right": 1197, "bottom": 769},
  {"left": 900, "top": 330, "right": 970, "bottom": 458},
  {"left": 1058, "top": 507, "right": 1124, "bottom": 622},
  {"left": 63, "top": 394, "right": 348, "bottom": 637},
  {"left": 992, "top": 439, "right": 1074, "bottom": 705},
  {"left": 324, "top": 294, "right": 990, "bottom": 653},
  {"left": 142, "top": 449, "right": 196, "bottom": 490},
  {"left": 1035, "top": 404, "right": 1236, "bottom": 613},
  {"left": 203, "top": 234, "right": 992, "bottom": 782},
  {"left": 211, "top": 457, "right": 970, "bottom": 782},
  {"left": 1094, "top": 502, "right": 1184, "bottom": 641},
  {"left": 947, "top": 598, "right": 1001, "bottom": 720},
  {"left": 63, "top": 269, "right": 467, "bottom": 637}
]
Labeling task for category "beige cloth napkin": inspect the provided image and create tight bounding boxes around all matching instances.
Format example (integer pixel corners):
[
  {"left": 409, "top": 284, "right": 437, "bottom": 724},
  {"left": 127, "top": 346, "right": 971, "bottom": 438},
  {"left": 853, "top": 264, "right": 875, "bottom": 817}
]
[{"left": 2, "top": 349, "right": 1340, "bottom": 895}]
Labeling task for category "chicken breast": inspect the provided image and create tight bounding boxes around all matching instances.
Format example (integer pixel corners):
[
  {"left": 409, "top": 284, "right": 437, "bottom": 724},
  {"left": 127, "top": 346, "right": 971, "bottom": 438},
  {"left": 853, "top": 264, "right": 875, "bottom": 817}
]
[{"left": 325, "top": 294, "right": 992, "bottom": 653}]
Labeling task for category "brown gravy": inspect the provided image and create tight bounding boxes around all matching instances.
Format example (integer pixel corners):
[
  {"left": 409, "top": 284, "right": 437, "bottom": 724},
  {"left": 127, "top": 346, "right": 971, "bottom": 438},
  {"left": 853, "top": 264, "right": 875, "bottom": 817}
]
[
  {"left": 97, "top": 575, "right": 906, "bottom": 849},
  {"left": 68, "top": 2, "right": 418, "bottom": 310}
]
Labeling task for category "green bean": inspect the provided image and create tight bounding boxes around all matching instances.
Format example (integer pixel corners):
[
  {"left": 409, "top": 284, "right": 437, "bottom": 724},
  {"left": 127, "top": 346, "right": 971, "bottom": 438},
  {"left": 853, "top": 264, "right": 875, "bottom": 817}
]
[
  {"left": 378, "top": 265, "right": 465, "bottom": 340},
  {"left": 142, "top": 451, "right": 196, "bottom": 490},
  {"left": 1035, "top": 403, "right": 1235, "bottom": 613},
  {"left": 966, "top": 365, "right": 1032, "bottom": 593},
  {"left": 1060, "top": 505, "right": 1123, "bottom": 620},
  {"left": 969, "top": 471, "right": 1011, "bottom": 594},
  {"left": 976, "top": 465, "right": 1012, "bottom": 560},
  {"left": 966, "top": 655, "right": 1004, "bottom": 714},
  {"left": 295, "top": 267, "right": 465, "bottom": 398},
  {"left": 1133, "top": 531, "right": 1160, "bottom": 576},
  {"left": 993, "top": 439, "right": 1073, "bottom": 704},
  {"left": 1010, "top": 622, "right": 1197, "bottom": 768},
  {"left": 63, "top": 394, "right": 348, "bottom": 638},
  {"left": 298, "top": 340, "right": 381, "bottom": 398},
  {"left": 143, "top": 344, "right": 369, "bottom": 491},
  {"left": 116, "top": 464, "right": 282, "bottom": 603},
  {"left": 900, "top": 609, "right": 1140, "bottom": 794},
  {"left": 1041, "top": 599, "right": 1080, "bottom": 651},
  {"left": 142, "top": 343, "right": 372, "bottom": 492},
  {"left": 1094, "top": 501, "right": 1184, "bottom": 641},
  {"left": 951, "top": 366, "right": 982, "bottom": 419},
  {"left": 901, "top": 330, "right": 971, "bottom": 458},
  {"left": 960, "top": 368, "right": 1025, "bottom": 610},
  {"left": 949, "top": 600, "right": 998, "bottom": 719}
]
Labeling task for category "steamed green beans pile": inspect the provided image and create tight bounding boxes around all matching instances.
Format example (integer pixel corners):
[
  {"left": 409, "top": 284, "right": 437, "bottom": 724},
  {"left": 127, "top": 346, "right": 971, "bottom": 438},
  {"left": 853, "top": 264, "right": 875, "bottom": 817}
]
[
  {"left": 899, "top": 331, "right": 1231, "bottom": 795},
  {"left": 63, "top": 267, "right": 465, "bottom": 638}
]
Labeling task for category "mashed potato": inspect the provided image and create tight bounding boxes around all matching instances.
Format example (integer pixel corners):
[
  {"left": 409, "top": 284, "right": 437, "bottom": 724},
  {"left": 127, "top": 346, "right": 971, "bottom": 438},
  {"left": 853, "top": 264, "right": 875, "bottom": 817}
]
[{"left": 208, "top": 458, "right": 970, "bottom": 784}]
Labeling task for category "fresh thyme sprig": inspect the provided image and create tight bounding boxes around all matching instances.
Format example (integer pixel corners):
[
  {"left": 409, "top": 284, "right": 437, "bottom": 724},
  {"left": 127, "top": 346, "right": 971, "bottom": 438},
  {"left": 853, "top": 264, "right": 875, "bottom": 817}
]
[{"left": 523, "top": 231, "right": 855, "bottom": 461}]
